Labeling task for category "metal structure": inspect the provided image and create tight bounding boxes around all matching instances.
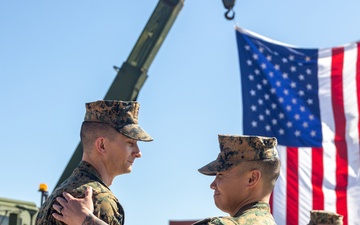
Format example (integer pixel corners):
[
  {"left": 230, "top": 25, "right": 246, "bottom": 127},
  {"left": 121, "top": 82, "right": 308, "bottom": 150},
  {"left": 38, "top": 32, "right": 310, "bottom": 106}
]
[
  {"left": 0, "top": 197, "right": 38, "bottom": 225},
  {"left": 38, "top": 184, "right": 48, "bottom": 207},
  {"left": 222, "top": 0, "right": 236, "bottom": 20}
]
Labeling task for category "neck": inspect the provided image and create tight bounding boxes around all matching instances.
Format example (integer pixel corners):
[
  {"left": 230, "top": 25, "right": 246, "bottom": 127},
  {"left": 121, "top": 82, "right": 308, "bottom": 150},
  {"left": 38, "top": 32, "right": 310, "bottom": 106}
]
[
  {"left": 82, "top": 153, "right": 114, "bottom": 186},
  {"left": 230, "top": 192, "right": 271, "bottom": 216}
]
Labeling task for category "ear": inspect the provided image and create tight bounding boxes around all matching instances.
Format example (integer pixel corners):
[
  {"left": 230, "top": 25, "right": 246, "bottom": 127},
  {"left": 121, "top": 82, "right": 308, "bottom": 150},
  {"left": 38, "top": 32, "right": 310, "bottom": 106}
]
[
  {"left": 247, "top": 170, "right": 261, "bottom": 187},
  {"left": 94, "top": 137, "right": 106, "bottom": 154}
]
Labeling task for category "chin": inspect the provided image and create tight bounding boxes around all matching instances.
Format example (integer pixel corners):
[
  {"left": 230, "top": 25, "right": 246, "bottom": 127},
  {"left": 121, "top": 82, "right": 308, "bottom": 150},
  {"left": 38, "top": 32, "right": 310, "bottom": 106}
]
[
  {"left": 215, "top": 203, "right": 229, "bottom": 214},
  {"left": 122, "top": 170, "right": 131, "bottom": 174},
  {"left": 214, "top": 199, "right": 224, "bottom": 212},
  {"left": 118, "top": 168, "right": 132, "bottom": 175}
]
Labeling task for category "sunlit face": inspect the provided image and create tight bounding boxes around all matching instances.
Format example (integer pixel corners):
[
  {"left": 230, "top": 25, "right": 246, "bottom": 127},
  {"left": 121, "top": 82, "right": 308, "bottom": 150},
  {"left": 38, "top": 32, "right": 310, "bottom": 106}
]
[
  {"left": 104, "top": 132, "right": 141, "bottom": 176},
  {"left": 210, "top": 165, "right": 250, "bottom": 216}
]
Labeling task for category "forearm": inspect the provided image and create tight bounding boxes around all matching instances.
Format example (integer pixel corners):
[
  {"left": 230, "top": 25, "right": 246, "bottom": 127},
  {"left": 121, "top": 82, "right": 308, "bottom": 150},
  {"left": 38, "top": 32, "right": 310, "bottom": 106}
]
[{"left": 82, "top": 213, "right": 109, "bottom": 225}]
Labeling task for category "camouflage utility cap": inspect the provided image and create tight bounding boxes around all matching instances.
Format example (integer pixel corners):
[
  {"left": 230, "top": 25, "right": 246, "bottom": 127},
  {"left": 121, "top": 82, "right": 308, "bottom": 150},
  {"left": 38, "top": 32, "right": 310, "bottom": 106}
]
[
  {"left": 199, "top": 135, "right": 278, "bottom": 175},
  {"left": 308, "top": 210, "right": 343, "bottom": 225},
  {"left": 84, "top": 100, "right": 153, "bottom": 141}
]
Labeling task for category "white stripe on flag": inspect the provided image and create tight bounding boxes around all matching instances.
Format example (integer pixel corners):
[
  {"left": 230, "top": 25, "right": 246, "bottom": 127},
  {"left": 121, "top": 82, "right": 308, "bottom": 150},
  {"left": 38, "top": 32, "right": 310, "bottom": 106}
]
[
  {"left": 273, "top": 145, "right": 287, "bottom": 223},
  {"left": 298, "top": 147, "right": 312, "bottom": 224}
]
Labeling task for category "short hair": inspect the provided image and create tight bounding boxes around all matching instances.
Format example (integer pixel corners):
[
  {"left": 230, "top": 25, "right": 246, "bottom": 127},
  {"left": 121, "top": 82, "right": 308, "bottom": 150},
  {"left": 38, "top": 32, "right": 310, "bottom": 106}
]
[
  {"left": 80, "top": 121, "right": 118, "bottom": 152},
  {"left": 244, "top": 158, "right": 281, "bottom": 193}
]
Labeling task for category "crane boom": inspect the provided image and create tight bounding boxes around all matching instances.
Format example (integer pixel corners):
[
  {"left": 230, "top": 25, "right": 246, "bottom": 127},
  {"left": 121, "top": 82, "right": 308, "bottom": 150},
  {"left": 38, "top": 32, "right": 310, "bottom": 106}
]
[{"left": 55, "top": 0, "right": 184, "bottom": 189}]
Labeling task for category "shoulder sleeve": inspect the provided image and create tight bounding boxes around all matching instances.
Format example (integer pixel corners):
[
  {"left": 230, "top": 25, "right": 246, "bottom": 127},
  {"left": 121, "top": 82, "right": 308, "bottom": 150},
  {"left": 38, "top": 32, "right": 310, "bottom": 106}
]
[
  {"left": 92, "top": 191, "right": 124, "bottom": 225},
  {"left": 193, "top": 217, "right": 237, "bottom": 225}
]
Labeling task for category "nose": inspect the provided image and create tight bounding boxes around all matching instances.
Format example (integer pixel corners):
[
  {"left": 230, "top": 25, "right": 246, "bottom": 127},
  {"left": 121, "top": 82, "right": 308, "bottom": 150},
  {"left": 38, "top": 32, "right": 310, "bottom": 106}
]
[
  {"left": 210, "top": 178, "right": 217, "bottom": 190},
  {"left": 132, "top": 143, "right": 142, "bottom": 158},
  {"left": 134, "top": 151, "right": 142, "bottom": 158}
]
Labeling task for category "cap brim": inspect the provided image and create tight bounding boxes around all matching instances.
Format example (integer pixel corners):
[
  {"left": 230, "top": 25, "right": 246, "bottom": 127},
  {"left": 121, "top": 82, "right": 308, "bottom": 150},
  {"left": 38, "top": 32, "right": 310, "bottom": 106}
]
[
  {"left": 119, "top": 124, "right": 153, "bottom": 142},
  {"left": 198, "top": 160, "right": 222, "bottom": 176}
]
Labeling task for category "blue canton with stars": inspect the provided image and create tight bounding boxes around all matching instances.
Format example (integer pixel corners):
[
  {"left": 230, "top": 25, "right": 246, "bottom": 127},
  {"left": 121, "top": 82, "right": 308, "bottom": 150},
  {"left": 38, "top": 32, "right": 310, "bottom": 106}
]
[{"left": 236, "top": 29, "right": 322, "bottom": 147}]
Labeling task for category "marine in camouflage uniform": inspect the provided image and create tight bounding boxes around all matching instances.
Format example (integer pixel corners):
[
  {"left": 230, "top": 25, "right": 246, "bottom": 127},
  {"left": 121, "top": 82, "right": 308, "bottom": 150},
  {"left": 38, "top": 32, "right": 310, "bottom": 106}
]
[
  {"left": 308, "top": 210, "right": 343, "bottom": 225},
  {"left": 194, "top": 135, "right": 280, "bottom": 225},
  {"left": 36, "top": 100, "right": 153, "bottom": 225},
  {"left": 36, "top": 161, "right": 124, "bottom": 225},
  {"left": 193, "top": 202, "right": 276, "bottom": 225}
]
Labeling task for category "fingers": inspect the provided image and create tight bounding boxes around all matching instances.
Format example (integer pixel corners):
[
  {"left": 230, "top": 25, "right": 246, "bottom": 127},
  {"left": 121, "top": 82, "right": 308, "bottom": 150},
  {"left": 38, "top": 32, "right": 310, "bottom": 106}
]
[
  {"left": 63, "top": 191, "right": 74, "bottom": 201},
  {"left": 52, "top": 203, "right": 63, "bottom": 214},
  {"left": 56, "top": 195, "right": 68, "bottom": 206},
  {"left": 85, "top": 186, "right": 93, "bottom": 199},
  {"left": 56, "top": 187, "right": 91, "bottom": 208},
  {"left": 52, "top": 212, "right": 63, "bottom": 221},
  {"left": 52, "top": 204, "right": 65, "bottom": 222}
]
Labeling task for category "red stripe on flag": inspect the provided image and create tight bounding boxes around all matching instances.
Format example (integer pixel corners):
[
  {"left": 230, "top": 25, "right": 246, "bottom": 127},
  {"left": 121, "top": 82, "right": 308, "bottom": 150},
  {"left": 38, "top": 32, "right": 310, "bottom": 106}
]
[
  {"left": 311, "top": 147, "right": 324, "bottom": 210},
  {"left": 331, "top": 47, "right": 348, "bottom": 225},
  {"left": 286, "top": 147, "right": 299, "bottom": 225}
]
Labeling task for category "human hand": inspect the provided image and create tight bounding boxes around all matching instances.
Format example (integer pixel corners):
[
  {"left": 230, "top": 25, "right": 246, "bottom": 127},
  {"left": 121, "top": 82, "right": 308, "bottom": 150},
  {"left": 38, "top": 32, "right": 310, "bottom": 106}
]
[{"left": 52, "top": 186, "right": 94, "bottom": 225}]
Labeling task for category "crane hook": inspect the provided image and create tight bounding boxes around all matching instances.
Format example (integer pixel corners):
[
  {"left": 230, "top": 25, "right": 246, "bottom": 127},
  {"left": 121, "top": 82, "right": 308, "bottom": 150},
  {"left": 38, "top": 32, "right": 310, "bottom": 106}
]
[
  {"left": 224, "top": 8, "right": 235, "bottom": 20},
  {"left": 221, "top": 0, "right": 236, "bottom": 20}
]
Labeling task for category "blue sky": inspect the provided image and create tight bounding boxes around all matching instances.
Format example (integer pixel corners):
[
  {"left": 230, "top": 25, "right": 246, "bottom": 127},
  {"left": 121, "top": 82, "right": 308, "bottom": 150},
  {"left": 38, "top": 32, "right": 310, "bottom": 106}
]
[{"left": 1, "top": 1, "right": 360, "bottom": 225}]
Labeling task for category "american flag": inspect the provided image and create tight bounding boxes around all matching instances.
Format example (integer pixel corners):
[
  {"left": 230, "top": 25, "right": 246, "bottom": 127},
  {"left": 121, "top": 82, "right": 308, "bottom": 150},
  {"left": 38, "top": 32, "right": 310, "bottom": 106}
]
[{"left": 235, "top": 26, "right": 360, "bottom": 225}]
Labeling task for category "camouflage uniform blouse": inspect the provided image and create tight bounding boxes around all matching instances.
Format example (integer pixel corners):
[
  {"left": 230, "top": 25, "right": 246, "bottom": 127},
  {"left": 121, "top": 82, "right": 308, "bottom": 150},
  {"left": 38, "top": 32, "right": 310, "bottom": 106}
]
[
  {"left": 35, "top": 161, "right": 124, "bottom": 225},
  {"left": 193, "top": 202, "right": 277, "bottom": 225}
]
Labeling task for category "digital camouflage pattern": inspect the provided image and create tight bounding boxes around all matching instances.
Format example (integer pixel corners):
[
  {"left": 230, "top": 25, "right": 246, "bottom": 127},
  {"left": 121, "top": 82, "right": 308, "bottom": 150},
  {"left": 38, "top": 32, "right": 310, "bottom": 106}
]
[
  {"left": 198, "top": 135, "right": 278, "bottom": 175},
  {"left": 35, "top": 161, "right": 124, "bottom": 225},
  {"left": 193, "top": 202, "right": 277, "bottom": 225},
  {"left": 84, "top": 100, "right": 153, "bottom": 142},
  {"left": 308, "top": 210, "right": 343, "bottom": 225}
]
